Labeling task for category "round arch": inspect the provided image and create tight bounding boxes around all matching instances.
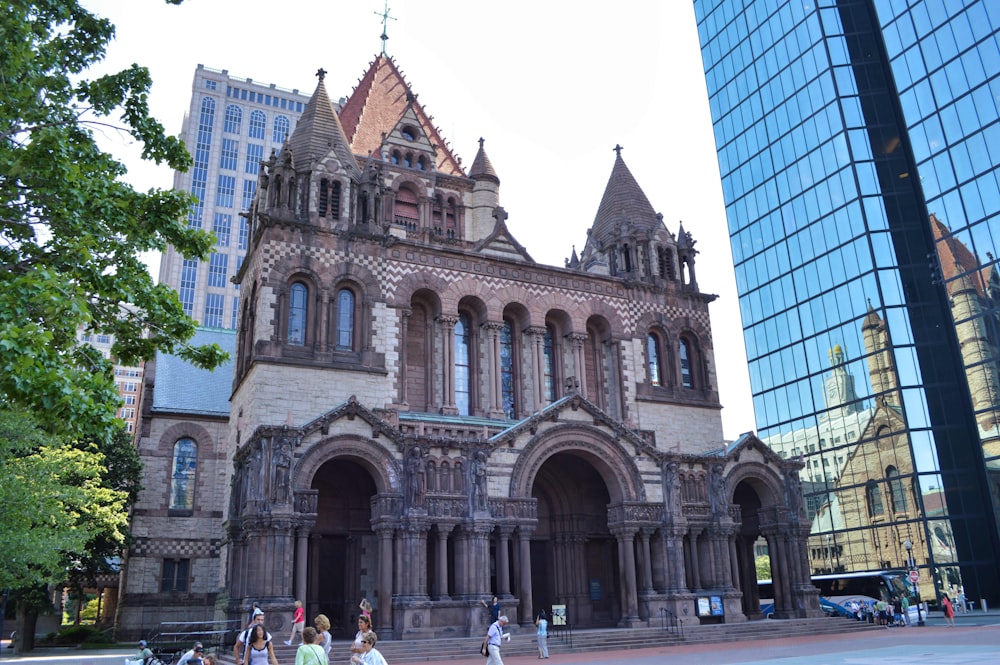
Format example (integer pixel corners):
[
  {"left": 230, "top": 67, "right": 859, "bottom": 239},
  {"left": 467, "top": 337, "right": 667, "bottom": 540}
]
[
  {"left": 508, "top": 423, "right": 645, "bottom": 503},
  {"left": 293, "top": 435, "right": 401, "bottom": 496}
]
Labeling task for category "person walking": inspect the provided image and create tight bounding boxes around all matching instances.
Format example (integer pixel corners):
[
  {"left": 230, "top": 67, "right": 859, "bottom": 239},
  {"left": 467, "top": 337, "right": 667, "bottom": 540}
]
[
  {"left": 235, "top": 609, "right": 269, "bottom": 665},
  {"left": 244, "top": 624, "right": 279, "bottom": 665},
  {"left": 177, "top": 642, "right": 204, "bottom": 665},
  {"left": 294, "top": 627, "right": 327, "bottom": 665},
  {"left": 481, "top": 615, "right": 508, "bottom": 665},
  {"left": 285, "top": 600, "right": 306, "bottom": 646},
  {"left": 942, "top": 593, "right": 956, "bottom": 626},
  {"left": 535, "top": 610, "right": 549, "bottom": 659}
]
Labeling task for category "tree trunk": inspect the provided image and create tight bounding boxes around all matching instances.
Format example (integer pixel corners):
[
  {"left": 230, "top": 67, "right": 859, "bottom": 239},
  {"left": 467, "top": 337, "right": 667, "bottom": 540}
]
[{"left": 14, "top": 602, "right": 38, "bottom": 654}]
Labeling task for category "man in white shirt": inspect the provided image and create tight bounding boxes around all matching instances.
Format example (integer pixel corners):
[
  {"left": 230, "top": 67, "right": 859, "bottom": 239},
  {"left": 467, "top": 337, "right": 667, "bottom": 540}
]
[
  {"left": 176, "top": 643, "right": 203, "bottom": 665},
  {"left": 234, "top": 609, "right": 271, "bottom": 665},
  {"left": 483, "top": 615, "right": 509, "bottom": 665}
]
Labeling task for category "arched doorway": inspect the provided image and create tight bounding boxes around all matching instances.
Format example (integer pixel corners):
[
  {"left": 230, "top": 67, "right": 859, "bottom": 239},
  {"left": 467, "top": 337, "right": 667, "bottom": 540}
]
[
  {"left": 310, "top": 458, "right": 377, "bottom": 635},
  {"left": 530, "top": 451, "right": 620, "bottom": 627},
  {"left": 732, "top": 479, "right": 766, "bottom": 619}
]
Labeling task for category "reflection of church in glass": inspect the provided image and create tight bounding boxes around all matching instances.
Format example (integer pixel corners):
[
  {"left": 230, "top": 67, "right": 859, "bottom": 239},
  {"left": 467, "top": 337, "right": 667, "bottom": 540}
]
[{"left": 762, "top": 219, "right": 1000, "bottom": 602}]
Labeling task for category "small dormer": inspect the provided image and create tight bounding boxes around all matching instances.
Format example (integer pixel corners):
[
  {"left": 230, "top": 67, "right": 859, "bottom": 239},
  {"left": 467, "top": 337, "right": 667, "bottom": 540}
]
[{"left": 384, "top": 104, "right": 436, "bottom": 173}]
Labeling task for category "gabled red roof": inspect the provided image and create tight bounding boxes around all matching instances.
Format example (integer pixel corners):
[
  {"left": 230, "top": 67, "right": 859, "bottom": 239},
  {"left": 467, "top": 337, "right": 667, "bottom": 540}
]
[
  {"left": 339, "top": 55, "right": 465, "bottom": 177},
  {"left": 931, "top": 214, "right": 993, "bottom": 297}
]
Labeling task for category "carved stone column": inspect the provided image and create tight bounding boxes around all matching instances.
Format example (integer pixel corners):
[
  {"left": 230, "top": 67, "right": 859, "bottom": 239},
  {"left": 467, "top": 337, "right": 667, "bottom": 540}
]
[
  {"left": 688, "top": 529, "right": 702, "bottom": 590},
  {"left": 638, "top": 528, "right": 654, "bottom": 593},
  {"left": 525, "top": 326, "right": 547, "bottom": 410},
  {"left": 398, "top": 308, "right": 410, "bottom": 407},
  {"left": 569, "top": 333, "right": 589, "bottom": 398},
  {"left": 376, "top": 527, "right": 394, "bottom": 635},
  {"left": 438, "top": 315, "right": 458, "bottom": 415},
  {"left": 517, "top": 525, "right": 535, "bottom": 626},
  {"left": 665, "top": 527, "right": 688, "bottom": 592},
  {"left": 295, "top": 527, "right": 309, "bottom": 604},
  {"left": 497, "top": 526, "right": 514, "bottom": 599},
  {"left": 483, "top": 321, "right": 506, "bottom": 418},
  {"left": 614, "top": 528, "right": 639, "bottom": 623},
  {"left": 651, "top": 527, "right": 667, "bottom": 592},
  {"left": 435, "top": 524, "right": 453, "bottom": 599}
]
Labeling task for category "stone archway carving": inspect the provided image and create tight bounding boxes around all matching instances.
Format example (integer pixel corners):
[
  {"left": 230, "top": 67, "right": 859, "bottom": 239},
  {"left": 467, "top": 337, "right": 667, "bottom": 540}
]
[
  {"left": 508, "top": 423, "right": 645, "bottom": 503},
  {"left": 293, "top": 434, "right": 402, "bottom": 496}
]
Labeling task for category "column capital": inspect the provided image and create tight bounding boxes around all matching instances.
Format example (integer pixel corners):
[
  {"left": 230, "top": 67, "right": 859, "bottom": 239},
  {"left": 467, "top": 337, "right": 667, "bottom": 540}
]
[
  {"left": 437, "top": 314, "right": 459, "bottom": 327},
  {"left": 524, "top": 326, "right": 547, "bottom": 337}
]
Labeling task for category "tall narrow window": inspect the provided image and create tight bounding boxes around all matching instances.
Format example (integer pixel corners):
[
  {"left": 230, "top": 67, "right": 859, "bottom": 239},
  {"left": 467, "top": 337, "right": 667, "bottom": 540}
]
[
  {"left": 500, "top": 322, "right": 516, "bottom": 418},
  {"left": 865, "top": 480, "right": 885, "bottom": 518},
  {"left": 161, "top": 559, "right": 190, "bottom": 592},
  {"left": 288, "top": 283, "right": 307, "bottom": 345},
  {"left": 249, "top": 110, "right": 266, "bottom": 139},
  {"left": 455, "top": 314, "right": 471, "bottom": 415},
  {"left": 336, "top": 288, "right": 355, "bottom": 350},
  {"left": 170, "top": 438, "right": 197, "bottom": 511},
  {"left": 647, "top": 334, "right": 662, "bottom": 386},
  {"left": 887, "top": 466, "right": 908, "bottom": 513},
  {"left": 543, "top": 326, "right": 557, "bottom": 402},
  {"left": 680, "top": 338, "right": 693, "bottom": 388},
  {"left": 319, "top": 180, "right": 329, "bottom": 217},
  {"left": 273, "top": 115, "right": 290, "bottom": 143}
]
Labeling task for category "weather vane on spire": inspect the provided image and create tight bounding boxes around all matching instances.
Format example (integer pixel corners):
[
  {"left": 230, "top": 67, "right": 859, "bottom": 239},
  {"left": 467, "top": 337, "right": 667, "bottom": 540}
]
[{"left": 375, "top": 0, "right": 396, "bottom": 56}]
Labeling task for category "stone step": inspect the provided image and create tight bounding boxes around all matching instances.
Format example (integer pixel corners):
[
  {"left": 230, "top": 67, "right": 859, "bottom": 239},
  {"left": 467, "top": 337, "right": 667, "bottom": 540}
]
[{"left": 220, "top": 618, "right": 881, "bottom": 663}]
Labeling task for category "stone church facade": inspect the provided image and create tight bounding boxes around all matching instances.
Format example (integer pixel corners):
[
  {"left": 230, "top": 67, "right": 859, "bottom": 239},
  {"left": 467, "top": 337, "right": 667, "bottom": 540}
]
[{"left": 119, "top": 55, "right": 821, "bottom": 640}]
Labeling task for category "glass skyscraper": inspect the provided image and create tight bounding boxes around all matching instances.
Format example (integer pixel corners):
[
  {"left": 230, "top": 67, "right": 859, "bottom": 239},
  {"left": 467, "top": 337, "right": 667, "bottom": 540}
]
[{"left": 694, "top": 0, "right": 1000, "bottom": 608}]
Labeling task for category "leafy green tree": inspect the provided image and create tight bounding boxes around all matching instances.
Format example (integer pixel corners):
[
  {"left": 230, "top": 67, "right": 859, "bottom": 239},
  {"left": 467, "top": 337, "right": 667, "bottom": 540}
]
[
  {"left": 0, "top": 0, "right": 225, "bottom": 444},
  {"left": 0, "top": 409, "right": 130, "bottom": 650},
  {"left": 755, "top": 554, "right": 771, "bottom": 581}
]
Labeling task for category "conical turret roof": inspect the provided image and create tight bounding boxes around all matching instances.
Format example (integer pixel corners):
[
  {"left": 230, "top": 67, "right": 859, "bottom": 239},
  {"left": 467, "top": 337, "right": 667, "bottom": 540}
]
[
  {"left": 469, "top": 138, "right": 499, "bottom": 184},
  {"left": 339, "top": 55, "right": 464, "bottom": 176},
  {"left": 288, "top": 69, "right": 359, "bottom": 173},
  {"left": 590, "top": 148, "right": 660, "bottom": 246}
]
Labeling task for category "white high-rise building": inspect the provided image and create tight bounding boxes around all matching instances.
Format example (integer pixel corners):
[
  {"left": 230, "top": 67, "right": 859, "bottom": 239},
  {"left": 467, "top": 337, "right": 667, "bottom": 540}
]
[{"left": 158, "top": 65, "right": 311, "bottom": 328}]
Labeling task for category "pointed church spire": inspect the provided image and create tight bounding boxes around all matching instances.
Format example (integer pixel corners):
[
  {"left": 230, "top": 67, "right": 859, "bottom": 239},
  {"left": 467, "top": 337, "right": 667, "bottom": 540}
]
[
  {"left": 589, "top": 145, "right": 659, "bottom": 248},
  {"left": 288, "top": 68, "right": 359, "bottom": 173}
]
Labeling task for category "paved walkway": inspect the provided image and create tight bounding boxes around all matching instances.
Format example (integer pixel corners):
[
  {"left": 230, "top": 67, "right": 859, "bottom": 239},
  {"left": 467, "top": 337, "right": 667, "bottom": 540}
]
[{"left": 4, "top": 610, "right": 999, "bottom": 665}]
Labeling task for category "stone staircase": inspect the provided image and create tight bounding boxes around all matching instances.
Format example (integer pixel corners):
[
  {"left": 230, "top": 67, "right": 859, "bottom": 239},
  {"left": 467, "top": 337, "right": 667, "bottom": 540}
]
[{"left": 219, "top": 618, "right": 880, "bottom": 664}]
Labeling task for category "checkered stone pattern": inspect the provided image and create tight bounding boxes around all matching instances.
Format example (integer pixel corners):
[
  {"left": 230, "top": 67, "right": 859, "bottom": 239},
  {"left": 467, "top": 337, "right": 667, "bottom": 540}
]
[
  {"left": 258, "top": 239, "right": 712, "bottom": 335},
  {"left": 131, "top": 536, "right": 222, "bottom": 559}
]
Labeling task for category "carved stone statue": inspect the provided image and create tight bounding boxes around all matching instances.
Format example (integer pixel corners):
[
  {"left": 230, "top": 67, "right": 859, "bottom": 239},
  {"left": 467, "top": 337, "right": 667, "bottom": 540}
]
[
  {"left": 664, "top": 461, "right": 680, "bottom": 513},
  {"left": 406, "top": 446, "right": 426, "bottom": 508},
  {"left": 709, "top": 463, "right": 726, "bottom": 516},
  {"left": 471, "top": 451, "right": 488, "bottom": 512},
  {"left": 273, "top": 437, "right": 292, "bottom": 504}
]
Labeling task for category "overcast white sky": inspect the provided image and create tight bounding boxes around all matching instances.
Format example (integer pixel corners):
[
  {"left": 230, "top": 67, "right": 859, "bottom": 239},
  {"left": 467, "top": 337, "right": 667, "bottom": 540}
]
[{"left": 81, "top": 0, "right": 756, "bottom": 441}]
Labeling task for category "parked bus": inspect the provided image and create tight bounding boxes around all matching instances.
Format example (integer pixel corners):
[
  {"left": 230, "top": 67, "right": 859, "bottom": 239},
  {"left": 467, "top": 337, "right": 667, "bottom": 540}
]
[{"left": 758, "top": 570, "right": 918, "bottom": 621}]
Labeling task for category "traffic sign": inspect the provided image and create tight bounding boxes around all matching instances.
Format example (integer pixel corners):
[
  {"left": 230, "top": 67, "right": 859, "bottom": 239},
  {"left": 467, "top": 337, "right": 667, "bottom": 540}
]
[{"left": 909, "top": 569, "right": 919, "bottom": 583}]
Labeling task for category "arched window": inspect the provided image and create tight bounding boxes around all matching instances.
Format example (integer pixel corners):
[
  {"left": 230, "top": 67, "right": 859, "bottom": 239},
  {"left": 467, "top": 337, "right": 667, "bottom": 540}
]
[
  {"left": 500, "top": 321, "right": 516, "bottom": 418},
  {"left": 224, "top": 104, "right": 242, "bottom": 134},
  {"left": 865, "top": 480, "right": 884, "bottom": 518},
  {"left": 170, "top": 438, "right": 198, "bottom": 511},
  {"left": 249, "top": 110, "right": 266, "bottom": 139},
  {"left": 455, "top": 313, "right": 472, "bottom": 415},
  {"left": 887, "top": 466, "right": 908, "bottom": 513},
  {"left": 273, "top": 115, "right": 290, "bottom": 143},
  {"left": 335, "top": 288, "right": 355, "bottom": 350},
  {"left": 647, "top": 333, "right": 663, "bottom": 386},
  {"left": 288, "top": 282, "right": 308, "bottom": 345},
  {"left": 543, "top": 325, "right": 557, "bottom": 402},
  {"left": 680, "top": 337, "right": 693, "bottom": 388},
  {"left": 391, "top": 150, "right": 401, "bottom": 165},
  {"left": 404, "top": 153, "right": 413, "bottom": 168}
]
